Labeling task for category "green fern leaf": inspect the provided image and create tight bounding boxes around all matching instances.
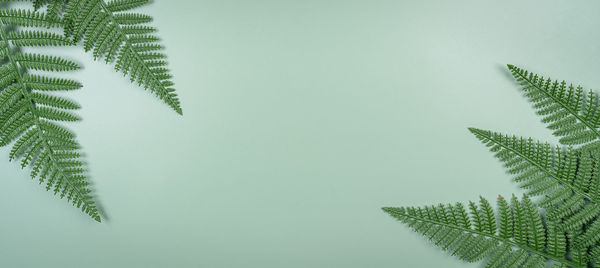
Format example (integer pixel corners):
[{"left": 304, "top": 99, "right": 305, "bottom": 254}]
[
  {"left": 383, "top": 195, "right": 577, "bottom": 267},
  {"left": 469, "top": 127, "right": 600, "bottom": 259},
  {"left": 31, "top": 0, "right": 67, "bottom": 22},
  {"left": 38, "top": 0, "right": 182, "bottom": 114},
  {"left": 507, "top": 65, "right": 600, "bottom": 151},
  {"left": 384, "top": 64, "right": 600, "bottom": 267},
  {"left": 0, "top": 8, "right": 99, "bottom": 222},
  {"left": 469, "top": 128, "right": 600, "bottom": 234}
]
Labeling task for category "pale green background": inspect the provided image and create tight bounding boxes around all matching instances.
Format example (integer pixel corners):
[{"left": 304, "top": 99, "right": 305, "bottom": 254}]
[{"left": 0, "top": 1, "right": 598, "bottom": 267}]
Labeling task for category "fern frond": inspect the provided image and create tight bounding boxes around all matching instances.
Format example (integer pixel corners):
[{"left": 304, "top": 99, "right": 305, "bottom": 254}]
[
  {"left": 41, "top": 0, "right": 182, "bottom": 114},
  {"left": 383, "top": 195, "right": 578, "bottom": 267},
  {"left": 469, "top": 128, "right": 600, "bottom": 251},
  {"left": 507, "top": 65, "right": 600, "bottom": 151},
  {"left": 469, "top": 128, "right": 591, "bottom": 201},
  {"left": 384, "top": 65, "right": 600, "bottom": 266},
  {"left": 0, "top": 8, "right": 99, "bottom": 222}
]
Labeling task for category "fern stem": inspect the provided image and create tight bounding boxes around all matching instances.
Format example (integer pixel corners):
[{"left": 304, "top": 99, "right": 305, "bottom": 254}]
[
  {"left": 96, "top": 0, "right": 181, "bottom": 115},
  {"left": 0, "top": 18, "right": 97, "bottom": 220},
  {"left": 511, "top": 68, "right": 600, "bottom": 142},
  {"left": 397, "top": 210, "right": 581, "bottom": 267},
  {"left": 475, "top": 129, "right": 596, "bottom": 202}
]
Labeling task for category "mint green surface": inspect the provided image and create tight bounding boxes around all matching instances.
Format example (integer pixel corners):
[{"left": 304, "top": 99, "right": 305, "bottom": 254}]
[{"left": 1, "top": 1, "right": 599, "bottom": 267}]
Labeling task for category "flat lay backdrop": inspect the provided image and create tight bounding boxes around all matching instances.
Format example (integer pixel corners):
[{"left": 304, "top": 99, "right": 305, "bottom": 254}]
[{"left": 1, "top": 1, "right": 599, "bottom": 267}]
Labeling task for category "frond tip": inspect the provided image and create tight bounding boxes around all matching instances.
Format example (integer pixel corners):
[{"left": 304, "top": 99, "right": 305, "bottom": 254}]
[
  {"left": 383, "top": 195, "right": 579, "bottom": 267},
  {"left": 61, "top": 0, "right": 182, "bottom": 115},
  {"left": 507, "top": 64, "right": 600, "bottom": 151}
]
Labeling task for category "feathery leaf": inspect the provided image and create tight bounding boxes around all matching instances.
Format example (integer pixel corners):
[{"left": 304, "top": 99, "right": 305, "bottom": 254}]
[
  {"left": 0, "top": 8, "right": 99, "bottom": 222},
  {"left": 508, "top": 65, "right": 600, "bottom": 151},
  {"left": 383, "top": 195, "right": 576, "bottom": 267},
  {"left": 37, "top": 0, "right": 182, "bottom": 114}
]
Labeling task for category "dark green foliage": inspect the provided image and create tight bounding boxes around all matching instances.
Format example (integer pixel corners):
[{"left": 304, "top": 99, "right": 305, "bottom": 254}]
[
  {"left": 35, "top": 0, "right": 182, "bottom": 114},
  {"left": 384, "top": 65, "right": 600, "bottom": 267},
  {"left": 468, "top": 129, "right": 600, "bottom": 227},
  {"left": 32, "top": 0, "right": 64, "bottom": 21},
  {"left": 0, "top": 7, "right": 99, "bottom": 221},
  {"left": 507, "top": 65, "right": 600, "bottom": 151},
  {"left": 383, "top": 195, "right": 575, "bottom": 267},
  {"left": 0, "top": 1, "right": 181, "bottom": 221}
]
